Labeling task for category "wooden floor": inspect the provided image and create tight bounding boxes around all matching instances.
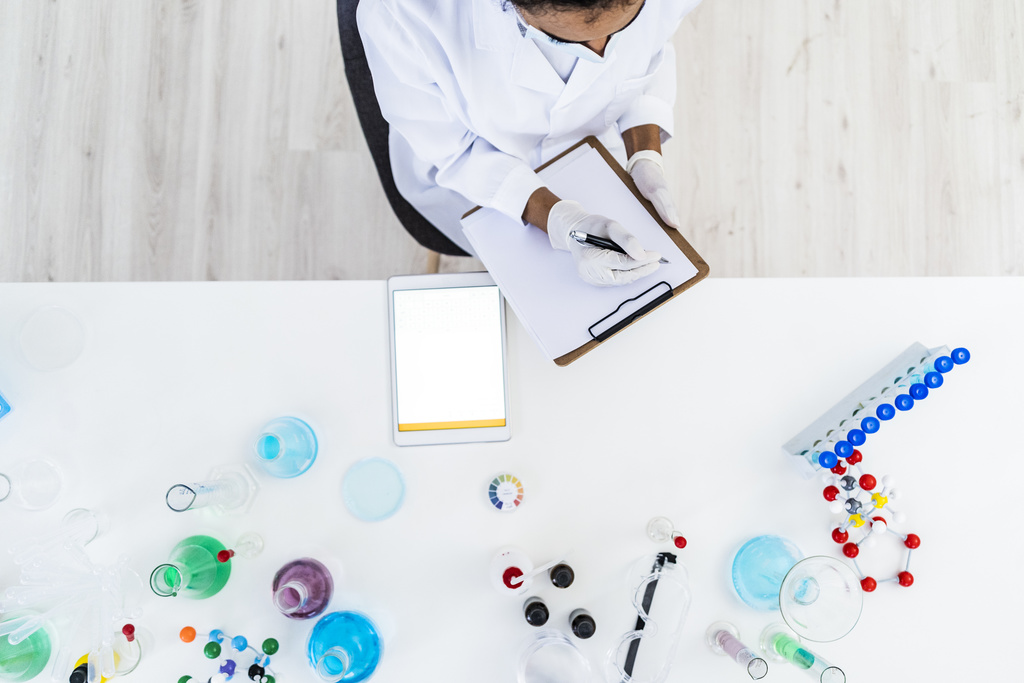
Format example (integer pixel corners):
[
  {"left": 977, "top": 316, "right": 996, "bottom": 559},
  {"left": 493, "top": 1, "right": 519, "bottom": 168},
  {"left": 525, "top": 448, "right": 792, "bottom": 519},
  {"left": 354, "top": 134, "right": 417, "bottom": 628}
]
[{"left": 1, "top": 0, "right": 1021, "bottom": 282}]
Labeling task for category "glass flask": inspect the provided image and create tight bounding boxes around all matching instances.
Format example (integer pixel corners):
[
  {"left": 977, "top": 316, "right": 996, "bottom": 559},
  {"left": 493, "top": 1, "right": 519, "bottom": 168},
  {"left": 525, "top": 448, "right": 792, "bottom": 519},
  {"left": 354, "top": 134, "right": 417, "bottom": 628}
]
[
  {"left": 150, "top": 535, "right": 231, "bottom": 599},
  {"left": 253, "top": 417, "right": 318, "bottom": 478},
  {"left": 273, "top": 558, "right": 334, "bottom": 620},
  {"left": 307, "top": 611, "right": 381, "bottom": 683},
  {"left": 0, "top": 615, "right": 52, "bottom": 682}
]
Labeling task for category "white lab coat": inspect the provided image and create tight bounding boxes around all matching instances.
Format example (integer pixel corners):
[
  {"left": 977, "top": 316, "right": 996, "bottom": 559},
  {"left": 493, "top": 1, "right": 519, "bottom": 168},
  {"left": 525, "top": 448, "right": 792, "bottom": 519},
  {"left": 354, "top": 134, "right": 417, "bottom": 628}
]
[{"left": 358, "top": 0, "right": 702, "bottom": 255}]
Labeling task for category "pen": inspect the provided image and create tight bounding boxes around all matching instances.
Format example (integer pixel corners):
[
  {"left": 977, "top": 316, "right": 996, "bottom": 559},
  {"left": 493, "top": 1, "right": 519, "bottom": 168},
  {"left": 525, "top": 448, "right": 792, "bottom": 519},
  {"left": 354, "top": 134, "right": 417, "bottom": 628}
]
[{"left": 569, "top": 230, "right": 669, "bottom": 264}]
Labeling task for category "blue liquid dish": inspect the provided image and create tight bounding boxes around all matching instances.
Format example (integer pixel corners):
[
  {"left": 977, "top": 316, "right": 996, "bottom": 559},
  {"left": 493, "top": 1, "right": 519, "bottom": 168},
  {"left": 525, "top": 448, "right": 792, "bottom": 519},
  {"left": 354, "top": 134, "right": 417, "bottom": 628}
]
[
  {"left": 846, "top": 429, "right": 866, "bottom": 446},
  {"left": 894, "top": 394, "right": 914, "bottom": 411},
  {"left": 253, "top": 417, "right": 318, "bottom": 478},
  {"left": 342, "top": 458, "right": 405, "bottom": 522},
  {"left": 732, "top": 536, "right": 803, "bottom": 611},
  {"left": 818, "top": 451, "right": 838, "bottom": 469},
  {"left": 307, "top": 611, "right": 381, "bottom": 683},
  {"left": 860, "top": 416, "right": 880, "bottom": 434},
  {"left": 876, "top": 403, "right": 896, "bottom": 421},
  {"left": 951, "top": 347, "right": 970, "bottom": 364},
  {"left": 909, "top": 383, "right": 929, "bottom": 400}
]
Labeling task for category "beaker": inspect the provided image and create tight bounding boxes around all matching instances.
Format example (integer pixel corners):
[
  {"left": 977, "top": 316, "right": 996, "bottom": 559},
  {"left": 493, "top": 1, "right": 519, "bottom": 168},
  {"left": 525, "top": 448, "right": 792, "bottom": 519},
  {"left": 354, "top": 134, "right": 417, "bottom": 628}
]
[
  {"left": 306, "top": 611, "right": 381, "bottom": 682},
  {"left": 779, "top": 556, "right": 863, "bottom": 642},
  {"left": 253, "top": 417, "right": 318, "bottom": 478},
  {"left": 0, "top": 615, "right": 53, "bottom": 682},
  {"left": 731, "top": 536, "right": 803, "bottom": 611},
  {"left": 149, "top": 535, "right": 231, "bottom": 599},
  {"left": 273, "top": 558, "right": 334, "bottom": 620},
  {"left": 519, "top": 630, "right": 591, "bottom": 683}
]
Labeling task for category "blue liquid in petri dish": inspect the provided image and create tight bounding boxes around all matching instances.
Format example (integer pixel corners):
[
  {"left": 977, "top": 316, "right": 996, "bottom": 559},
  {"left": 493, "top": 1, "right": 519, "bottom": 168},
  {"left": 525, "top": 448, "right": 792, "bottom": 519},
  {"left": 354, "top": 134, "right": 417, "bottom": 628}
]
[
  {"left": 307, "top": 611, "right": 381, "bottom": 683},
  {"left": 342, "top": 458, "right": 405, "bottom": 522},
  {"left": 731, "top": 536, "right": 803, "bottom": 611}
]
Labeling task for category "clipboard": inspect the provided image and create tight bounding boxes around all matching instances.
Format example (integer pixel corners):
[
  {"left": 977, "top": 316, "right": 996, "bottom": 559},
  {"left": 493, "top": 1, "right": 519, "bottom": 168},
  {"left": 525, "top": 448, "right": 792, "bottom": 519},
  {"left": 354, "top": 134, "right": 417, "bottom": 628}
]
[{"left": 462, "top": 136, "right": 709, "bottom": 366}]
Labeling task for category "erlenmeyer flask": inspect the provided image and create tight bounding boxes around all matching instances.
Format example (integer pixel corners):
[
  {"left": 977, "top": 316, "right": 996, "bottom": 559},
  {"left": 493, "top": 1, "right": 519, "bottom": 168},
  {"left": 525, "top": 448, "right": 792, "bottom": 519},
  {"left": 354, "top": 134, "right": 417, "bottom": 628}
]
[
  {"left": 306, "top": 612, "right": 381, "bottom": 683},
  {"left": 253, "top": 417, "right": 318, "bottom": 478},
  {"left": 149, "top": 535, "right": 231, "bottom": 599},
  {"left": 273, "top": 558, "right": 334, "bottom": 620},
  {"left": 0, "top": 615, "right": 52, "bottom": 682}
]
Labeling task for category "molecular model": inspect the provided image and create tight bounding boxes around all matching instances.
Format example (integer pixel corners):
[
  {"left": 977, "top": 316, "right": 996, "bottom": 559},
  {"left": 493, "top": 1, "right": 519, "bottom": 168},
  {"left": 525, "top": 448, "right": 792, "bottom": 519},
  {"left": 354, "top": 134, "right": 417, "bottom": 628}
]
[
  {"left": 785, "top": 344, "right": 971, "bottom": 593},
  {"left": 177, "top": 626, "right": 279, "bottom": 683}
]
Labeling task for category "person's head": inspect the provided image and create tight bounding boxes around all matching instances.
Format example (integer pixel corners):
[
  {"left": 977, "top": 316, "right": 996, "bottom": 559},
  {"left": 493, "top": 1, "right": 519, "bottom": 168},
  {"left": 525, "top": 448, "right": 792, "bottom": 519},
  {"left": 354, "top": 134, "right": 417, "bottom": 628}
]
[{"left": 510, "top": 0, "right": 645, "bottom": 45}]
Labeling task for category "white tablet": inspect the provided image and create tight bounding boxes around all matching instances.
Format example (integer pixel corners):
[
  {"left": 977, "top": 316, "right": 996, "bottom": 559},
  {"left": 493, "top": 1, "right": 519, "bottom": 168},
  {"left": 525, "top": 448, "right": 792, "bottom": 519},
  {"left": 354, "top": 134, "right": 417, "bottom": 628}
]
[{"left": 387, "top": 272, "right": 511, "bottom": 446}]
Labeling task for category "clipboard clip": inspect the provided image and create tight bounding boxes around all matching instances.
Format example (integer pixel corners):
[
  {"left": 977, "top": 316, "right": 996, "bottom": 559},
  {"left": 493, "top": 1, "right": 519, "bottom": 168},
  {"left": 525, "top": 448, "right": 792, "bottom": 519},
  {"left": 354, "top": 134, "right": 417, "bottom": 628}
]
[{"left": 587, "top": 281, "right": 674, "bottom": 342}]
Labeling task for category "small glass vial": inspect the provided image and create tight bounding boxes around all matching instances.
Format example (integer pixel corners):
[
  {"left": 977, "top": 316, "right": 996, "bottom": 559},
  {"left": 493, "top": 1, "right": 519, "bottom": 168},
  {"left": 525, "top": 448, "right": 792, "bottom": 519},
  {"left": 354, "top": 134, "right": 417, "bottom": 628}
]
[
  {"left": 523, "top": 597, "right": 549, "bottom": 627},
  {"left": 569, "top": 609, "right": 596, "bottom": 639},
  {"left": 549, "top": 563, "right": 575, "bottom": 589}
]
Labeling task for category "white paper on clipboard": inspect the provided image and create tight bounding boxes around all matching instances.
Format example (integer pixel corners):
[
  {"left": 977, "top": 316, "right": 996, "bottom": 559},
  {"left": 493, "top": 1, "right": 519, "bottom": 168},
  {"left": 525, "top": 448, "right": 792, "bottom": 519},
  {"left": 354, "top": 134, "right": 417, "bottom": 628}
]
[{"left": 461, "top": 145, "right": 699, "bottom": 361}]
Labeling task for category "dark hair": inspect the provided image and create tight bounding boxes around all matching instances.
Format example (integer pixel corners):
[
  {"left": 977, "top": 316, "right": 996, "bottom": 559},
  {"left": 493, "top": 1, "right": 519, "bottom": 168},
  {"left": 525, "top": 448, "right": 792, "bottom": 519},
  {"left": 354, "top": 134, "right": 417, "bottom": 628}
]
[{"left": 508, "top": 0, "right": 635, "bottom": 16}]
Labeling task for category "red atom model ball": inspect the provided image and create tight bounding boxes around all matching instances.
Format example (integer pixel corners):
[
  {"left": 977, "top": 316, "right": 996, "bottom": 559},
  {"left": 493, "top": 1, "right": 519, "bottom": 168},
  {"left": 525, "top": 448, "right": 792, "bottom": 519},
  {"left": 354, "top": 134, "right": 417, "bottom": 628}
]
[
  {"left": 217, "top": 549, "right": 234, "bottom": 563},
  {"left": 831, "top": 528, "right": 849, "bottom": 544},
  {"left": 122, "top": 624, "right": 135, "bottom": 642},
  {"left": 898, "top": 571, "right": 914, "bottom": 587},
  {"left": 831, "top": 462, "right": 847, "bottom": 475},
  {"left": 842, "top": 542, "right": 860, "bottom": 558},
  {"left": 846, "top": 449, "right": 863, "bottom": 465},
  {"left": 858, "top": 474, "right": 877, "bottom": 491},
  {"left": 823, "top": 486, "right": 840, "bottom": 501},
  {"left": 860, "top": 577, "right": 877, "bottom": 592},
  {"left": 904, "top": 533, "right": 921, "bottom": 549},
  {"left": 673, "top": 535, "right": 687, "bottom": 549}
]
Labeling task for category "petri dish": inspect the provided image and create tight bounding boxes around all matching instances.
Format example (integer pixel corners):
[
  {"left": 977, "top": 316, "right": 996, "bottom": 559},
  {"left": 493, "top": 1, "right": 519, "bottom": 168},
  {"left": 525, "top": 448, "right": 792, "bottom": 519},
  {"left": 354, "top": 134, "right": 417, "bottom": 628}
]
[
  {"left": 10, "top": 459, "right": 63, "bottom": 510},
  {"left": 732, "top": 536, "right": 803, "bottom": 611},
  {"left": 0, "top": 473, "right": 11, "bottom": 502},
  {"left": 19, "top": 306, "right": 86, "bottom": 371},
  {"left": 342, "top": 458, "right": 405, "bottom": 522},
  {"left": 518, "top": 630, "right": 591, "bottom": 683}
]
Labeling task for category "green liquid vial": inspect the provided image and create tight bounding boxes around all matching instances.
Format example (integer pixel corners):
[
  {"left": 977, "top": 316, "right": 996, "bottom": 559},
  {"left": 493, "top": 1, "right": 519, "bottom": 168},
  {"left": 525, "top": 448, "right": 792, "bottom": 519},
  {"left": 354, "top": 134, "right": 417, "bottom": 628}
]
[
  {"left": 772, "top": 633, "right": 815, "bottom": 670},
  {"left": 0, "top": 623, "right": 52, "bottom": 682},
  {"left": 151, "top": 535, "right": 232, "bottom": 599}
]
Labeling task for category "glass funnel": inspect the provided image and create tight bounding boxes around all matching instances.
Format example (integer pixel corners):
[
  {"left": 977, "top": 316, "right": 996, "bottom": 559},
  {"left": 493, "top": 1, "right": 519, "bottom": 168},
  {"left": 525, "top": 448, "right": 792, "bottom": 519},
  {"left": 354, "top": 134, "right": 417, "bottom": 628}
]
[
  {"left": 253, "top": 417, "right": 318, "bottom": 478},
  {"left": 149, "top": 535, "right": 231, "bottom": 599},
  {"left": 779, "top": 556, "right": 863, "bottom": 642}
]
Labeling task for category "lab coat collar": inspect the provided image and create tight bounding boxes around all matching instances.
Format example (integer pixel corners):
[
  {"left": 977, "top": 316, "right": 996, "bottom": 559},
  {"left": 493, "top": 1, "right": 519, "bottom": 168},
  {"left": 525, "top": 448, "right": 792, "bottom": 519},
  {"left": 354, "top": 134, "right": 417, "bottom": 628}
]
[{"left": 474, "top": 0, "right": 565, "bottom": 95}]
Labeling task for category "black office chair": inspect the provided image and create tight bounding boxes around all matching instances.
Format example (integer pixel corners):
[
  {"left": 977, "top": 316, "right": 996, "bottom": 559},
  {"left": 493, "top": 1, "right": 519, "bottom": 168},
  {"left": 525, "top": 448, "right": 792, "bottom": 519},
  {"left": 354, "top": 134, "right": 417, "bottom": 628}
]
[{"left": 336, "top": 0, "right": 470, "bottom": 257}]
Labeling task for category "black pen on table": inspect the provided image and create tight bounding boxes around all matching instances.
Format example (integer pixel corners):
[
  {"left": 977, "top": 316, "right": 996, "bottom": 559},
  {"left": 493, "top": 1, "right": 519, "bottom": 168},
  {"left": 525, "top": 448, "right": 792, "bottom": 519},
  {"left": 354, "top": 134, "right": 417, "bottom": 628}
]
[{"left": 569, "top": 230, "right": 670, "bottom": 264}]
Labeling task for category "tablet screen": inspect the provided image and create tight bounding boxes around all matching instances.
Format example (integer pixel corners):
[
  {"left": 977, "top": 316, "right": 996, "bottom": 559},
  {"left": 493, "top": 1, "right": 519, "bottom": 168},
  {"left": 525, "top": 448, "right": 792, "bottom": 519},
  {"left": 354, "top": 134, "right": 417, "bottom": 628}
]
[{"left": 392, "top": 285, "right": 507, "bottom": 432}]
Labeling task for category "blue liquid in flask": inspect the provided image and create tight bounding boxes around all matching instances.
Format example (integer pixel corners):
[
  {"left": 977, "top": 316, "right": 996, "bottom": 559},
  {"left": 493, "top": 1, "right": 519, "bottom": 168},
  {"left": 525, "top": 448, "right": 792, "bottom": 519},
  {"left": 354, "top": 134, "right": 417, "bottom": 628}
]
[
  {"left": 307, "top": 611, "right": 381, "bottom": 682},
  {"left": 253, "top": 416, "right": 318, "bottom": 478}
]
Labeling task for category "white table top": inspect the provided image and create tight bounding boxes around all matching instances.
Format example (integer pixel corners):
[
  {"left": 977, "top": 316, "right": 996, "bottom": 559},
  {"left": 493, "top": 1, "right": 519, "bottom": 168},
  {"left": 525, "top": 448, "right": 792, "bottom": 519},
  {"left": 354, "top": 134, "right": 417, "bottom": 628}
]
[{"left": 0, "top": 278, "right": 1021, "bottom": 682}]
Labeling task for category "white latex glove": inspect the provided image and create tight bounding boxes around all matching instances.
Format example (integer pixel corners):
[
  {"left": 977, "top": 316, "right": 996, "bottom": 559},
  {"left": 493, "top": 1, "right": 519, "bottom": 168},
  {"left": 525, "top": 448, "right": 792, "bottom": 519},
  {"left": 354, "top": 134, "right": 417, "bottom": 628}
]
[
  {"left": 627, "top": 150, "right": 681, "bottom": 229},
  {"left": 546, "top": 200, "right": 661, "bottom": 287}
]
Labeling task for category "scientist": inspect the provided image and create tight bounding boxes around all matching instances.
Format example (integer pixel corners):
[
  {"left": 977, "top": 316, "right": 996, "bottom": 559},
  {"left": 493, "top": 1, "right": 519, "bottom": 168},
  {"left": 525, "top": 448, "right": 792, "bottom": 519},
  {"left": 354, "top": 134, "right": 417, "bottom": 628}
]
[{"left": 358, "top": 0, "right": 701, "bottom": 286}]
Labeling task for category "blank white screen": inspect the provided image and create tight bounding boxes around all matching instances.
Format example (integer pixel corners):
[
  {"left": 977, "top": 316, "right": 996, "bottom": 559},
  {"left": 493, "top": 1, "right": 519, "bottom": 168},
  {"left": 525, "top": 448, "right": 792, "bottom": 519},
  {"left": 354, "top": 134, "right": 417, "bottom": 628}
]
[{"left": 393, "top": 286, "right": 506, "bottom": 431}]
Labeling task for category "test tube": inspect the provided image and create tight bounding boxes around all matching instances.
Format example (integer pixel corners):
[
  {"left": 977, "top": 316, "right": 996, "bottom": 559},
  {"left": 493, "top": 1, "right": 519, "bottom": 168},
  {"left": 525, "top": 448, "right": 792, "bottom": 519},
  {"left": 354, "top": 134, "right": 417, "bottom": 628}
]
[
  {"left": 760, "top": 624, "right": 845, "bottom": 683},
  {"left": 706, "top": 622, "right": 767, "bottom": 680}
]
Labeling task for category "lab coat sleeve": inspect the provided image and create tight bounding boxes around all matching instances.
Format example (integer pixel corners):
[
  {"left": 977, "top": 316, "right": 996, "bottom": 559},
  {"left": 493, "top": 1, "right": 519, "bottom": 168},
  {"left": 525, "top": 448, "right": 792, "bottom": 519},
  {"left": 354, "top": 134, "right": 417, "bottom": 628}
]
[
  {"left": 358, "top": 3, "right": 544, "bottom": 222},
  {"left": 615, "top": 41, "right": 677, "bottom": 143}
]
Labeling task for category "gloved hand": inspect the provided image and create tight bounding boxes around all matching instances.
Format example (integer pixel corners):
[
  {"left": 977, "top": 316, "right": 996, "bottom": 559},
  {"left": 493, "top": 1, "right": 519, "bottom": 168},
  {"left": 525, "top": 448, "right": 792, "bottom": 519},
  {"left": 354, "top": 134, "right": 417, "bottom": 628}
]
[
  {"left": 627, "top": 150, "right": 681, "bottom": 230},
  {"left": 546, "top": 200, "right": 661, "bottom": 287}
]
